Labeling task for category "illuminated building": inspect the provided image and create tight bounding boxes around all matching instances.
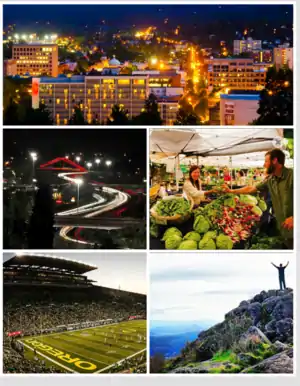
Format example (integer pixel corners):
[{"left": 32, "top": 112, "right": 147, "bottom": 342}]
[
  {"left": 32, "top": 74, "right": 149, "bottom": 125},
  {"left": 274, "top": 47, "right": 293, "bottom": 70},
  {"left": 252, "top": 49, "right": 273, "bottom": 63},
  {"left": 13, "top": 43, "right": 58, "bottom": 77},
  {"left": 157, "top": 96, "right": 180, "bottom": 126},
  {"left": 233, "top": 38, "right": 262, "bottom": 55},
  {"left": 4, "top": 59, "right": 17, "bottom": 76},
  {"left": 205, "top": 58, "right": 271, "bottom": 91},
  {"left": 220, "top": 93, "right": 260, "bottom": 125}
]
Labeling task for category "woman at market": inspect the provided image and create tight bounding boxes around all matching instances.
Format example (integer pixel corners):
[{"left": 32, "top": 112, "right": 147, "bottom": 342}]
[
  {"left": 223, "top": 168, "right": 232, "bottom": 182},
  {"left": 183, "top": 165, "right": 216, "bottom": 207}
]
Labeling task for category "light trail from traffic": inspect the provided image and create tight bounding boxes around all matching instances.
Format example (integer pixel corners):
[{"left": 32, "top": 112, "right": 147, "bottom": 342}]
[{"left": 57, "top": 172, "right": 130, "bottom": 246}]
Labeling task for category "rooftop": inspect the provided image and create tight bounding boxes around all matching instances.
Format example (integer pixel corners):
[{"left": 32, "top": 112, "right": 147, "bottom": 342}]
[{"left": 4, "top": 254, "right": 97, "bottom": 274}]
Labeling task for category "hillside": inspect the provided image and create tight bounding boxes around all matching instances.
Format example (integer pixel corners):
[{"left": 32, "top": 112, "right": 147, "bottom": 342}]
[{"left": 152, "top": 288, "right": 293, "bottom": 374}]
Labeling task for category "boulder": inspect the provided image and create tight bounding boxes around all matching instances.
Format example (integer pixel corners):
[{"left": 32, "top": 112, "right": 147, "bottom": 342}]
[
  {"left": 265, "top": 319, "right": 277, "bottom": 341},
  {"left": 271, "top": 296, "right": 293, "bottom": 321},
  {"left": 272, "top": 341, "right": 289, "bottom": 353},
  {"left": 247, "top": 302, "right": 262, "bottom": 325},
  {"left": 242, "top": 349, "right": 293, "bottom": 374},
  {"left": 239, "top": 300, "right": 249, "bottom": 307},
  {"left": 240, "top": 326, "right": 271, "bottom": 345},
  {"left": 262, "top": 296, "right": 280, "bottom": 314},
  {"left": 275, "top": 318, "right": 293, "bottom": 343}
]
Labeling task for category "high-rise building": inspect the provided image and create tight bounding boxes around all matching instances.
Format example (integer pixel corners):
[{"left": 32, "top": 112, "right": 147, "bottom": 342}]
[
  {"left": 32, "top": 75, "right": 149, "bottom": 125},
  {"left": 220, "top": 93, "right": 260, "bottom": 125},
  {"left": 233, "top": 38, "right": 262, "bottom": 55},
  {"left": 13, "top": 43, "right": 58, "bottom": 77},
  {"left": 205, "top": 58, "right": 271, "bottom": 91},
  {"left": 273, "top": 47, "right": 293, "bottom": 70}
]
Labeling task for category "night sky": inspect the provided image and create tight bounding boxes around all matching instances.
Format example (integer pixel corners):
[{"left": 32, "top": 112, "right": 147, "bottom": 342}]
[
  {"left": 4, "top": 129, "right": 146, "bottom": 173},
  {"left": 4, "top": 4, "right": 293, "bottom": 33}
]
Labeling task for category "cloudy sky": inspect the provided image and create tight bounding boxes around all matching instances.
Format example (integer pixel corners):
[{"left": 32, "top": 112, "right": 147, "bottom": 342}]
[
  {"left": 3, "top": 252, "right": 146, "bottom": 294},
  {"left": 150, "top": 253, "right": 295, "bottom": 324}
]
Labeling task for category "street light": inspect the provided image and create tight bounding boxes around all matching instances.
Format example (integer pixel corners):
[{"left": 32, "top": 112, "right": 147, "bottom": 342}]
[
  {"left": 76, "top": 156, "right": 81, "bottom": 163},
  {"left": 74, "top": 178, "right": 83, "bottom": 213},
  {"left": 30, "top": 152, "right": 38, "bottom": 178},
  {"left": 87, "top": 162, "right": 92, "bottom": 170},
  {"left": 105, "top": 160, "right": 112, "bottom": 167},
  {"left": 95, "top": 158, "right": 101, "bottom": 165}
]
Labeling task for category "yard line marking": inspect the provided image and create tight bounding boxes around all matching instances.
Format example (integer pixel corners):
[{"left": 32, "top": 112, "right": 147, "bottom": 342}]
[
  {"left": 94, "top": 348, "right": 147, "bottom": 374},
  {"left": 18, "top": 341, "right": 77, "bottom": 374}
]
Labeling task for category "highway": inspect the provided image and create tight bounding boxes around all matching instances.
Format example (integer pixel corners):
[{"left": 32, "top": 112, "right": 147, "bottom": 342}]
[
  {"left": 54, "top": 216, "right": 144, "bottom": 230},
  {"left": 57, "top": 172, "right": 130, "bottom": 245}
]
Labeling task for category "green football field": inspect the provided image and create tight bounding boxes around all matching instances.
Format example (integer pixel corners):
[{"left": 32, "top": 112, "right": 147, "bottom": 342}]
[{"left": 19, "top": 320, "right": 147, "bottom": 374}]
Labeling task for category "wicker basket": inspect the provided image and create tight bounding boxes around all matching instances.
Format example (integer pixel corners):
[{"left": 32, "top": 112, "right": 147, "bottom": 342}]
[
  {"left": 150, "top": 195, "right": 194, "bottom": 225},
  {"left": 149, "top": 184, "right": 160, "bottom": 200}
]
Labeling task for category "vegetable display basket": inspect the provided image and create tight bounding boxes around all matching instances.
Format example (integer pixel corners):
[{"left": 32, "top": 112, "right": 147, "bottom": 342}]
[
  {"left": 150, "top": 184, "right": 160, "bottom": 203},
  {"left": 150, "top": 195, "right": 194, "bottom": 225}
]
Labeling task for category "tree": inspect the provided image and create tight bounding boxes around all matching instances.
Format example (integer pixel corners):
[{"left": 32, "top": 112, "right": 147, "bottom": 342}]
[
  {"left": 107, "top": 104, "right": 130, "bottom": 125},
  {"left": 68, "top": 106, "right": 87, "bottom": 125},
  {"left": 150, "top": 353, "right": 165, "bottom": 373},
  {"left": 132, "top": 93, "right": 163, "bottom": 125},
  {"left": 25, "top": 103, "right": 53, "bottom": 125},
  {"left": 252, "top": 67, "right": 293, "bottom": 125},
  {"left": 174, "top": 99, "right": 202, "bottom": 125},
  {"left": 28, "top": 184, "right": 55, "bottom": 249}
]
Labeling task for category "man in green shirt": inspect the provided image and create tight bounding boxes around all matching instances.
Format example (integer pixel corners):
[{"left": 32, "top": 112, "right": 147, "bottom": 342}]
[{"left": 225, "top": 149, "right": 293, "bottom": 249}]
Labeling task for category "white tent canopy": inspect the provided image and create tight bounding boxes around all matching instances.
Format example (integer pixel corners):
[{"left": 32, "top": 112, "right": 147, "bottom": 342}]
[
  {"left": 150, "top": 128, "right": 284, "bottom": 158},
  {"left": 150, "top": 128, "right": 293, "bottom": 176}
]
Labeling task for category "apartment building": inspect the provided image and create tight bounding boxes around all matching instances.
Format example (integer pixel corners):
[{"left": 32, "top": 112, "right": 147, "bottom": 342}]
[
  {"left": 13, "top": 43, "right": 58, "bottom": 77},
  {"left": 233, "top": 38, "right": 262, "bottom": 55},
  {"left": 32, "top": 74, "right": 149, "bottom": 125},
  {"left": 273, "top": 47, "right": 293, "bottom": 70},
  {"left": 205, "top": 58, "right": 270, "bottom": 91}
]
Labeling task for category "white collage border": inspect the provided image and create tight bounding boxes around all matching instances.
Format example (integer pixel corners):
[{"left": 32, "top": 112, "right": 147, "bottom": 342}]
[{"left": 0, "top": 1, "right": 298, "bottom": 385}]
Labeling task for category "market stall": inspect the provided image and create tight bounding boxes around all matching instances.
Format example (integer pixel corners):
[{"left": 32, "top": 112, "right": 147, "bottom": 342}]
[{"left": 149, "top": 128, "right": 292, "bottom": 250}]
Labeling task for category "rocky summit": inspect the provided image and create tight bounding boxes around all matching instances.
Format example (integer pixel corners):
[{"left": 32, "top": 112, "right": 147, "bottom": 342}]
[{"left": 158, "top": 289, "right": 293, "bottom": 374}]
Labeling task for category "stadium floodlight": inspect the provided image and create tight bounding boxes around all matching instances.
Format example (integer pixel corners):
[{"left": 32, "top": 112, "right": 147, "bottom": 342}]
[{"left": 105, "top": 160, "right": 112, "bottom": 167}]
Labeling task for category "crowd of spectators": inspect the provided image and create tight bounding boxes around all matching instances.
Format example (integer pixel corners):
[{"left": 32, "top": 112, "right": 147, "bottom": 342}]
[
  {"left": 107, "top": 351, "right": 147, "bottom": 374},
  {"left": 4, "top": 289, "right": 146, "bottom": 373}
]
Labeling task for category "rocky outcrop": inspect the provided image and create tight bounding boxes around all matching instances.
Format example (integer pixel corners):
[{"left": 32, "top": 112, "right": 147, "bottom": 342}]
[
  {"left": 242, "top": 349, "right": 293, "bottom": 373},
  {"left": 165, "top": 289, "right": 293, "bottom": 374}
]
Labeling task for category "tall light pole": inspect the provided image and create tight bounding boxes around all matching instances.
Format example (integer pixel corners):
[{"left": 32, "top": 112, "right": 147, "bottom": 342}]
[
  {"left": 74, "top": 178, "right": 83, "bottom": 213},
  {"left": 87, "top": 162, "right": 92, "bottom": 171},
  {"left": 95, "top": 158, "right": 101, "bottom": 166},
  {"left": 76, "top": 156, "right": 81, "bottom": 163},
  {"left": 105, "top": 160, "right": 112, "bottom": 167},
  {"left": 30, "top": 152, "right": 38, "bottom": 179}
]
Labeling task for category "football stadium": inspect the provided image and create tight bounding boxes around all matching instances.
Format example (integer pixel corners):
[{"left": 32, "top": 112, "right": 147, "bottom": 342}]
[{"left": 3, "top": 254, "right": 147, "bottom": 374}]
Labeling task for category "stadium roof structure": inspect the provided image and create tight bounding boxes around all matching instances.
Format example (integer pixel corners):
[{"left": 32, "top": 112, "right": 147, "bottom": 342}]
[{"left": 4, "top": 253, "right": 97, "bottom": 274}]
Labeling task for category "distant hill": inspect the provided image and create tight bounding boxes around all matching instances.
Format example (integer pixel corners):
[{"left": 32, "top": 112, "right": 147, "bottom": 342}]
[
  {"left": 151, "top": 289, "right": 293, "bottom": 374},
  {"left": 150, "top": 320, "right": 215, "bottom": 358}
]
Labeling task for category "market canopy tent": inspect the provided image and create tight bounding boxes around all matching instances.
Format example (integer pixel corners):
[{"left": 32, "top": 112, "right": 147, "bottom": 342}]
[{"left": 150, "top": 128, "right": 283, "bottom": 158}]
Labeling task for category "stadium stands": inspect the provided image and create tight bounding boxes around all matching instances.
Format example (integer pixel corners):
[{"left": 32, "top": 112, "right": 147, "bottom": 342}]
[{"left": 3, "top": 254, "right": 146, "bottom": 374}]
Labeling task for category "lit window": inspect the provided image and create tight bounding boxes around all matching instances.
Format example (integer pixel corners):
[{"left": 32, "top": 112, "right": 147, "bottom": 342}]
[
  {"left": 118, "top": 79, "right": 130, "bottom": 85},
  {"left": 134, "top": 79, "right": 145, "bottom": 85}
]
